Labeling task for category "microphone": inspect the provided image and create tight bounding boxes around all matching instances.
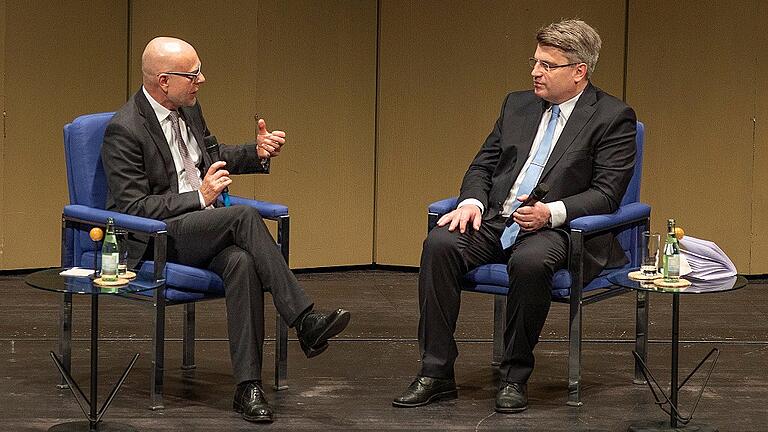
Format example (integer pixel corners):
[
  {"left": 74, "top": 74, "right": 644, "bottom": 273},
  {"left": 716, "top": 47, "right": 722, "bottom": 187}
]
[
  {"left": 203, "top": 135, "right": 230, "bottom": 207},
  {"left": 520, "top": 183, "right": 550, "bottom": 207},
  {"left": 506, "top": 183, "right": 550, "bottom": 226}
]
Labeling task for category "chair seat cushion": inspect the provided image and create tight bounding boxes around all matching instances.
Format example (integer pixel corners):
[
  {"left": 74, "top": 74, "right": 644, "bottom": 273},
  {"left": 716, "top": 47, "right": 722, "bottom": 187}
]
[
  {"left": 461, "top": 263, "right": 633, "bottom": 299},
  {"left": 81, "top": 252, "right": 225, "bottom": 297}
]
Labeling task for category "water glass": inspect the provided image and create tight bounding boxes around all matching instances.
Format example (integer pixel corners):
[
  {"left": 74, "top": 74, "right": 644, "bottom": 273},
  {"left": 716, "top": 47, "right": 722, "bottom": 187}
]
[
  {"left": 115, "top": 229, "right": 129, "bottom": 276},
  {"left": 641, "top": 231, "right": 660, "bottom": 276}
]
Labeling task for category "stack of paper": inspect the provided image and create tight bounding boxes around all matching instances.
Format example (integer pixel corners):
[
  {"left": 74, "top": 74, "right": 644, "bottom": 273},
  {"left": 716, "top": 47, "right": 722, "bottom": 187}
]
[{"left": 679, "top": 236, "right": 737, "bottom": 282}]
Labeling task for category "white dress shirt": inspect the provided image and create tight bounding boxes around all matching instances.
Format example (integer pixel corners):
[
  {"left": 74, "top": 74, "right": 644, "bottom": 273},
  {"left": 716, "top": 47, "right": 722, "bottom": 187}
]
[
  {"left": 459, "top": 90, "right": 584, "bottom": 228},
  {"left": 142, "top": 87, "right": 207, "bottom": 209}
]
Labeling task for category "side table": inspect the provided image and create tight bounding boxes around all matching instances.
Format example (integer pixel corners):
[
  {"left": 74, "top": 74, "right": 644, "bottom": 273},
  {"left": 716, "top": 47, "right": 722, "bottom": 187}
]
[
  {"left": 607, "top": 270, "right": 747, "bottom": 432},
  {"left": 26, "top": 268, "right": 162, "bottom": 432}
]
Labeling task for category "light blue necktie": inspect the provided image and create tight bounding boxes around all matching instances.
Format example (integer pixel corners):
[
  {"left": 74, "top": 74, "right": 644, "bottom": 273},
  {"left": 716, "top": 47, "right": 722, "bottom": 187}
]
[{"left": 500, "top": 104, "right": 560, "bottom": 249}]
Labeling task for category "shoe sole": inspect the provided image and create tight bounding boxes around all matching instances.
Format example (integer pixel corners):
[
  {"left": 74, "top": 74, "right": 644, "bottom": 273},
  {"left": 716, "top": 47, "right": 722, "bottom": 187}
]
[
  {"left": 391, "top": 389, "right": 458, "bottom": 408},
  {"left": 494, "top": 405, "right": 528, "bottom": 413},
  {"left": 302, "top": 310, "right": 351, "bottom": 358}
]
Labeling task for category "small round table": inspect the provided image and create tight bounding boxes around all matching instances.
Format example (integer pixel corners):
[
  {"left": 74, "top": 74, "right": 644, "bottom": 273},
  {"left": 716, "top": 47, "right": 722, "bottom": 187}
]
[
  {"left": 26, "top": 268, "right": 162, "bottom": 432},
  {"left": 607, "top": 271, "right": 748, "bottom": 432}
]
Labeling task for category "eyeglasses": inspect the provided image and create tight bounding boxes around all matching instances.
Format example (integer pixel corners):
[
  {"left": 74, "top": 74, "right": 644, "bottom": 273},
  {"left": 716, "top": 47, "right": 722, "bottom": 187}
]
[
  {"left": 158, "top": 66, "right": 203, "bottom": 83},
  {"left": 528, "top": 57, "right": 580, "bottom": 73}
]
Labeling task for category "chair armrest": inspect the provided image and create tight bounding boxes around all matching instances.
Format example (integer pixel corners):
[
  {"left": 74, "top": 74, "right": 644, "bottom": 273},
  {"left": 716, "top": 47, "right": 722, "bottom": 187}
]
[
  {"left": 428, "top": 197, "right": 459, "bottom": 217},
  {"left": 63, "top": 204, "right": 166, "bottom": 233},
  {"left": 569, "top": 202, "right": 651, "bottom": 235},
  {"left": 227, "top": 195, "right": 288, "bottom": 219}
]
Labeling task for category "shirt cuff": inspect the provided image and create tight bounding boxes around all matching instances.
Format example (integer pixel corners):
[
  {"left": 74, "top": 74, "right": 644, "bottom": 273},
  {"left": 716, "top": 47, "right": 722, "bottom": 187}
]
[
  {"left": 197, "top": 191, "right": 207, "bottom": 209},
  {"left": 546, "top": 201, "right": 567, "bottom": 228},
  {"left": 457, "top": 198, "right": 484, "bottom": 215}
]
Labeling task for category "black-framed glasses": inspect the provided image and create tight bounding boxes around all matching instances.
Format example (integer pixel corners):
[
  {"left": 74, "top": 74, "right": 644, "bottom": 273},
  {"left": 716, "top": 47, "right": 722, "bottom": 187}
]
[
  {"left": 528, "top": 57, "right": 580, "bottom": 73},
  {"left": 158, "top": 66, "right": 203, "bottom": 82}
]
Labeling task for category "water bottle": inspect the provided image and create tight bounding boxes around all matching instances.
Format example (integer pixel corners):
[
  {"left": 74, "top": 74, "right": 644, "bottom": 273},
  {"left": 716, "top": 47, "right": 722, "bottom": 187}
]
[{"left": 100, "top": 218, "right": 119, "bottom": 282}]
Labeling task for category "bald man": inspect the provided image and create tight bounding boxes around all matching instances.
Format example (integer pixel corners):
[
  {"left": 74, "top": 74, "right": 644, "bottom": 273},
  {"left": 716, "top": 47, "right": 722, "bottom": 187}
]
[{"left": 101, "top": 37, "right": 350, "bottom": 423}]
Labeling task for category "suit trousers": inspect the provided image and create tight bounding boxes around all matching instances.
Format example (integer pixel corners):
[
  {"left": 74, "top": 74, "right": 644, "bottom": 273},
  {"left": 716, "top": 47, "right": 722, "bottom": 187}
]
[
  {"left": 418, "top": 215, "right": 568, "bottom": 384},
  {"left": 164, "top": 205, "right": 313, "bottom": 384}
]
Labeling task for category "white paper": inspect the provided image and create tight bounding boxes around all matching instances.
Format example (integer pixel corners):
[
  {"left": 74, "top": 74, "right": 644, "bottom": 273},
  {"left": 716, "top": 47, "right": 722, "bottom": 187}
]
[
  {"left": 59, "top": 267, "right": 95, "bottom": 277},
  {"left": 679, "top": 236, "right": 737, "bottom": 282}
]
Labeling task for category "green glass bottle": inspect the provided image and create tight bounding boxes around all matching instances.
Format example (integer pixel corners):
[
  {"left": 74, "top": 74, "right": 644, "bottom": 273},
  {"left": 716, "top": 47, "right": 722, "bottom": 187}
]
[
  {"left": 100, "top": 218, "right": 119, "bottom": 282},
  {"left": 662, "top": 218, "right": 680, "bottom": 282}
]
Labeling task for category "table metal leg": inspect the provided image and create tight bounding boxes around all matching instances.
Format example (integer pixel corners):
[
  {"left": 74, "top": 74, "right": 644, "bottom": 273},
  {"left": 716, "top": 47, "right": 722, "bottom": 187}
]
[
  {"left": 628, "top": 293, "right": 721, "bottom": 432},
  {"left": 48, "top": 294, "right": 140, "bottom": 432}
]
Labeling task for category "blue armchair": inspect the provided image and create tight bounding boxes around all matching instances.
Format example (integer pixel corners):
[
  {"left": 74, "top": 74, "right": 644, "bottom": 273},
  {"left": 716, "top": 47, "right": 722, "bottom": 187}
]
[
  {"left": 61, "top": 112, "right": 290, "bottom": 410},
  {"left": 427, "top": 121, "right": 650, "bottom": 406}
]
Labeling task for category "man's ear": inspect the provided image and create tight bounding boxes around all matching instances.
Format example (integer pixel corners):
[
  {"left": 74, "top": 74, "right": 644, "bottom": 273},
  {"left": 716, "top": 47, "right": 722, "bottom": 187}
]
[{"left": 574, "top": 63, "right": 588, "bottom": 84}]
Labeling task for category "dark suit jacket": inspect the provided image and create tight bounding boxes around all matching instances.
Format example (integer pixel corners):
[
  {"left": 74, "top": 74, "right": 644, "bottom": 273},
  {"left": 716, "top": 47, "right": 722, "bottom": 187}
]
[
  {"left": 458, "top": 83, "right": 637, "bottom": 279},
  {"left": 101, "top": 88, "right": 270, "bottom": 261}
]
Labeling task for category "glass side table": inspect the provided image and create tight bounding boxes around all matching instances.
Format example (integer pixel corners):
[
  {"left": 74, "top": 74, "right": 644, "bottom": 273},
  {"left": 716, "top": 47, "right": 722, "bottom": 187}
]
[
  {"left": 26, "top": 268, "right": 162, "bottom": 432},
  {"left": 607, "top": 270, "right": 748, "bottom": 432}
]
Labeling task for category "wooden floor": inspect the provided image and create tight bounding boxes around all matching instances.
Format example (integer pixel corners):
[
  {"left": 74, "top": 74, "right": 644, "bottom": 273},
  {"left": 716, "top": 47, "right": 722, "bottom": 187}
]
[{"left": 1, "top": 269, "right": 767, "bottom": 431}]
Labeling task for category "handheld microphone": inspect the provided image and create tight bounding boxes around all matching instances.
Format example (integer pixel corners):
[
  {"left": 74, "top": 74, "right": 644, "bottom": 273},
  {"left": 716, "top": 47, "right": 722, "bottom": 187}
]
[
  {"left": 506, "top": 183, "right": 550, "bottom": 227},
  {"left": 204, "top": 135, "right": 230, "bottom": 207},
  {"left": 520, "top": 183, "right": 550, "bottom": 207}
]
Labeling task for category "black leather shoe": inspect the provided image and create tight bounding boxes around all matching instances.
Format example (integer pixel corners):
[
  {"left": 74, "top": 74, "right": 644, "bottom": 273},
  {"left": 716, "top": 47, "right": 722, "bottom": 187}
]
[
  {"left": 495, "top": 382, "right": 528, "bottom": 413},
  {"left": 233, "top": 381, "right": 274, "bottom": 423},
  {"left": 392, "top": 376, "right": 458, "bottom": 407},
  {"left": 296, "top": 308, "right": 351, "bottom": 358}
]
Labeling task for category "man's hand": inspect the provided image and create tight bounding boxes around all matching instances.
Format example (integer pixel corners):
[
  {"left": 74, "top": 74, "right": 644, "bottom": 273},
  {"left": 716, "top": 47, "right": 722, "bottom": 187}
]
[
  {"left": 199, "top": 161, "right": 232, "bottom": 206},
  {"left": 256, "top": 118, "right": 286, "bottom": 159},
  {"left": 512, "top": 194, "right": 551, "bottom": 231},
  {"left": 437, "top": 205, "right": 482, "bottom": 233}
]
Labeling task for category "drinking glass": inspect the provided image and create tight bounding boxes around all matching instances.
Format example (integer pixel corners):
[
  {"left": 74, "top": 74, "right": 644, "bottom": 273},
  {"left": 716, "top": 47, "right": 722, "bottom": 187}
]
[
  {"left": 115, "top": 229, "right": 129, "bottom": 276},
  {"left": 641, "top": 231, "right": 661, "bottom": 276}
]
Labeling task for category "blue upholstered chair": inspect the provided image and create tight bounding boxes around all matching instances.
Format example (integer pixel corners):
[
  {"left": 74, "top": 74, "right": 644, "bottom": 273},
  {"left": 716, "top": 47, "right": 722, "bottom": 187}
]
[
  {"left": 60, "top": 112, "right": 290, "bottom": 410},
  {"left": 427, "top": 122, "right": 650, "bottom": 406}
]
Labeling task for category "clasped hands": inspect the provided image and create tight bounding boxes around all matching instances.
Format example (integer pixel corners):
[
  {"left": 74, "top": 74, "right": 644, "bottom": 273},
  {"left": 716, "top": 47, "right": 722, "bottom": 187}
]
[
  {"left": 199, "top": 118, "right": 286, "bottom": 206},
  {"left": 437, "top": 194, "right": 551, "bottom": 234}
]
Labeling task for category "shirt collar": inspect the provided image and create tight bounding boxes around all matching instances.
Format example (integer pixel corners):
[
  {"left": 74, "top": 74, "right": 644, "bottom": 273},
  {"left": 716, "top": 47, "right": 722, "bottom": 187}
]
[
  {"left": 142, "top": 86, "right": 174, "bottom": 123},
  {"left": 553, "top": 90, "right": 584, "bottom": 123}
]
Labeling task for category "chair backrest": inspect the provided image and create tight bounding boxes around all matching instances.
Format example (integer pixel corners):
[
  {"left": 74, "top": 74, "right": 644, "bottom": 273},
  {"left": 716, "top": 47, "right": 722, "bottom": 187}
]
[
  {"left": 62, "top": 112, "right": 115, "bottom": 266},
  {"left": 615, "top": 121, "right": 645, "bottom": 267}
]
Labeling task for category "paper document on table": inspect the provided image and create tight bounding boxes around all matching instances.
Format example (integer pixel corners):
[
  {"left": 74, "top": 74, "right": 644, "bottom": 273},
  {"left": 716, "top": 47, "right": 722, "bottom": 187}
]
[
  {"left": 679, "top": 236, "right": 737, "bottom": 282},
  {"left": 59, "top": 267, "right": 95, "bottom": 277}
]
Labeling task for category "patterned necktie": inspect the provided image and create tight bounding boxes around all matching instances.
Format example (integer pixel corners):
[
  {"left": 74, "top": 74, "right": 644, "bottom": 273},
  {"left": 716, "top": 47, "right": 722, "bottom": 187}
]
[
  {"left": 168, "top": 111, "right": 202, "bottom": 190},
  {"left": 500, "top": 104, "right": 560, "bottom": 249}
]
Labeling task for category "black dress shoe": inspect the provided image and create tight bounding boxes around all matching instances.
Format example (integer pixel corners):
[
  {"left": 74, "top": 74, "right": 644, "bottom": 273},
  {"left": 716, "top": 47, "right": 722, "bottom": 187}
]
[
  {"left": 233, "top": 381, "right": 274, "bottom": 423},
  {"left": 495, "top": 382, "right": 528, "bottom": 413},
  {"left": 392, "top": 376, "right": 457, "bottom": 407},
  {"left": 296, "top": 308, "right": 351, "bottom": 358}
]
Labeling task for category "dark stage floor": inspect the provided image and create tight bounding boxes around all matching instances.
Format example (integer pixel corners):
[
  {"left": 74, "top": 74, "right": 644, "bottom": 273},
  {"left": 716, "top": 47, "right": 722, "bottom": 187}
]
[{"left": 1, "top": 270, "right": 766, "bottom": 431}]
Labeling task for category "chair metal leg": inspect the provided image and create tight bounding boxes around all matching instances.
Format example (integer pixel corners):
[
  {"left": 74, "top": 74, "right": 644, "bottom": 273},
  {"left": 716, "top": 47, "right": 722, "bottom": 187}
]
[
  {"left": 634, "top": 290, "right": 649, "bottom": 384},
  {"left": 273, "top": 215, "right": 290, "bottom": 391},
  {"left": 567, "top": 230, "right": 584, "bottom": 407},
  {"left": 182, "top": 303, "right": 196, "bottom": 370},
  {"left": 492, "top": 295, "right": 505, "bottom": 366},
  {"left": 150, "top": 299, "right": 166, "bottom": 410},
  {"left": 150, "top": 234, "right": 167, "bottom": 410},
  {"left": 567, "top": 293, "right": 584, "bottom": 407},
  {"left": 274, "top": 315, "right": 289, "bottom": 390},
  {"left": 57, "top": 293, "right": 73, "bottom": 389}
]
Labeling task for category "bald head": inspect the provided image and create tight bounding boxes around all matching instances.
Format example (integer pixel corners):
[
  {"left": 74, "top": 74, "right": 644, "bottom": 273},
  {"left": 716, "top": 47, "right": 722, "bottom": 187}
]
[
  {"left": 141, "top": 37, "right": 205, "bottom": 110},
  {"left": 142, "top": 37, "right": 197, "bottom": 84}
]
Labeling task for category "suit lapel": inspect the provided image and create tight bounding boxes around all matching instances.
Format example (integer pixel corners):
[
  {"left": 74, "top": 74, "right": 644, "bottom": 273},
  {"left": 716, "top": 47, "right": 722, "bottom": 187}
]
[
  {"left": 511, "top": 101, "right": 547, "bottom": 180},
  {"left": 134, "top": 90, "right": 179, "bottom": 191},
  {"left": 540, "top": 84, "right": 597, "bottom": 180}
]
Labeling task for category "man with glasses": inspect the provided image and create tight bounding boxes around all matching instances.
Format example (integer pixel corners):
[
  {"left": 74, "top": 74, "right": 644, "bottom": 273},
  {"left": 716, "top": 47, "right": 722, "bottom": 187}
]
[
  {"left": 101, "top": 37, "right": 350, "bottom": 423},
  {"left": 393, "top": 19, "right": 636, "bottom": 412}
]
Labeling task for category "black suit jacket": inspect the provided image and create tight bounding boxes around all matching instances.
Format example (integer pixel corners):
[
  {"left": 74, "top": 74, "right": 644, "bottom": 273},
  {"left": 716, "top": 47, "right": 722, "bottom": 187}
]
[
  {"left": 101, "top": 89, "right": 270, "bottom": 260},
  {"left": 458, "top": 83, "right": 637, "bottom": 279}
]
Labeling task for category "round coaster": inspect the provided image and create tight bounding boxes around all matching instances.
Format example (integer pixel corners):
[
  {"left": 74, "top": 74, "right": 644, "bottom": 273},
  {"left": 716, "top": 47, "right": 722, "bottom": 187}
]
[
  {"left": 628, "top": 270, "right": 662, "bottom": 281},
  {"left": 653, "top": 278, "right": 691, "bottom": 288},
  {"left": 120, "top": 270, "right": 137, "bottom": 280},
  {"left": 93, "top": 277, "right": 129, "bottom": 287}
]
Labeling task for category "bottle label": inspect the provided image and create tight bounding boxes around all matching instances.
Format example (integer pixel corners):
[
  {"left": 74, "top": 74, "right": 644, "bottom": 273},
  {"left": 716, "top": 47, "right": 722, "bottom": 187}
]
[{"left": 101, "top": 253, "right": 119, "bottom": 281}]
